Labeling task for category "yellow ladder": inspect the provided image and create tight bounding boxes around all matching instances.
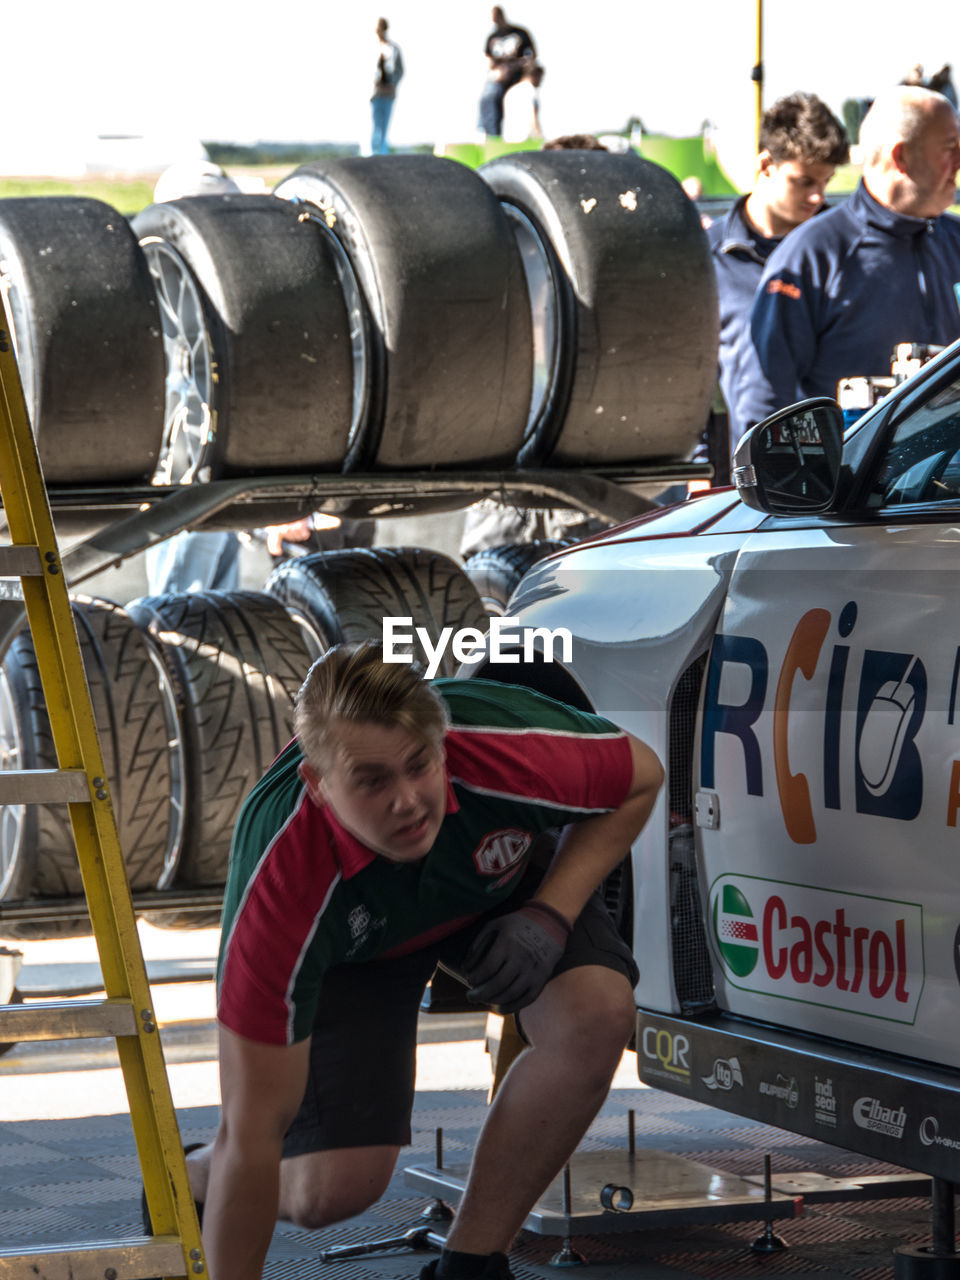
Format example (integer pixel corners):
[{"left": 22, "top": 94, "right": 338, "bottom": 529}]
[{"left": 0, "top": 318, "right": 205, "bottom": 1278}]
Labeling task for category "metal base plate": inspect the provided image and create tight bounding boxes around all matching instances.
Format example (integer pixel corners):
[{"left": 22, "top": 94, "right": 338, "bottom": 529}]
[
  {"left": 404, "top": 1149, "right": 802, "bottom": 1235},
  {"left": 746, "top": 1170, "right": 931, "bottom": 1203}
]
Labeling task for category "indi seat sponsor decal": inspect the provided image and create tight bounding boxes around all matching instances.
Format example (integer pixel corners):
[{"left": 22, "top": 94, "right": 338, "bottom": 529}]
[{"left": 709, "top": 874, "right": 923, "bottom": 1023}]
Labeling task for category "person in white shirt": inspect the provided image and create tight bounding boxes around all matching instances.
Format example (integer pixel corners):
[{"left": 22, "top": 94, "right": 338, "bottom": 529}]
[{"left": 501, "top": 62, "right": 543, "bottom": 144}]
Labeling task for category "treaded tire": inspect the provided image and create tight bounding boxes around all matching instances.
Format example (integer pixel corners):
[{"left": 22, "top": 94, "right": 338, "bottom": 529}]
[
  {"left": 264, "top": 547, "right": 489, "bottom": 678},
  {"left": 126, "top": 591, "right": 313, "bottom": 897},
  {"left": 273, "top": 156, "right": 532, "bottom": 470},
  {"left": 132, "top": 194, "right": 354, "bottom": 480},
  {"left": 463, "top": 540, "right": 570, "bottom": 616},
  {"left": 478, "top": 151, "right": 718, "bottom": 466},
  {"left": 0, "top": 197, "right": 164, "bottom": 482},
  {"left": 0, "top": 596, "right": 184, "bottom": 939}
]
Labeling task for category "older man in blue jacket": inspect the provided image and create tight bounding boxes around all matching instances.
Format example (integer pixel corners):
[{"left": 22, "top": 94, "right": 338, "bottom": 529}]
[{"left": 733, "top": 86, "right": 960, "bottom": 439}]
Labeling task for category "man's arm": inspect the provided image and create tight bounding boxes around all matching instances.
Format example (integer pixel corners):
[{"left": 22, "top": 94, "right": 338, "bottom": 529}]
[
  {"left": 731, "top": 252, "right": 821, "bottom": 442},
  {"left": 464, "top": 733, "right": 662, "bottom": 1011},
  {"left": 529, "top": 733, "right": 662, "bottom": 923},
  {"left": 203, "top": 1027, "right": 311, "bottom": 1280}
]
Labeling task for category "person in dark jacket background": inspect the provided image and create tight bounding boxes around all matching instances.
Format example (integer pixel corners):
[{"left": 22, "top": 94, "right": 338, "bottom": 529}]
[
  {"left": 707, "top": 93, "right": 849, "bottom": 448},
  {"left": 733, "top": 85, "right": 960, "bottom": 436}
]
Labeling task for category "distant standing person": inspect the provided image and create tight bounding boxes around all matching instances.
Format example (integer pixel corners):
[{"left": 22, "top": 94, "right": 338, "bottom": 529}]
[
  {"left": 501, "top": 62, "right": 544, "bottom": 143},
  {"left": 478, "top": 6, "right": 536, "bottom": 138},
  {"left": 371, "top": 17, "right": 404, "bottom": 156}
]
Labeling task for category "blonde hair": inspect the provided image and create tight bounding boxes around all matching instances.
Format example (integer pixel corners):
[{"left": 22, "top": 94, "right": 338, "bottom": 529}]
[{"left": 295, "top": 642, "right": 449, "bottom": 770}]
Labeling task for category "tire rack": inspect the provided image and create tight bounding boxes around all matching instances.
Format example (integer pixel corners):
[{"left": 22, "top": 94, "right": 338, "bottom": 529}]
[
  {"left": 0, "top": 304, "right": 203, "bottom": 1279},
  {"left": 0, "top": 458, "right": 711, "bottom": 931}
]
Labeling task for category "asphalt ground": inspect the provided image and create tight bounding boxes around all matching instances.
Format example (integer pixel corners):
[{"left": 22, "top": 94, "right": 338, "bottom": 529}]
[{"left": 0, "top": 922, "right": 947, "bottom": 1280}]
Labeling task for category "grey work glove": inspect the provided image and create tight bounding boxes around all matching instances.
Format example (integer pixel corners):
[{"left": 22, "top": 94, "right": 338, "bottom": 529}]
[{"left": 464, "top": 900, "right": 573, "bottom": 1014}]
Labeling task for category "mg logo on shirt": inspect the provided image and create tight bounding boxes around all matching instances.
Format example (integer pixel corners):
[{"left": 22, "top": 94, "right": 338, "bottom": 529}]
[{"left": 473, "top": 828, "right": 531, "bottom": 879}]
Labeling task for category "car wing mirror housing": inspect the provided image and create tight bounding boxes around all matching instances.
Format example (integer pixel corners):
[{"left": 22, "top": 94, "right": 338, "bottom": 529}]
[{"left": 732, "top": 398, "right": 844, "bottom": 515}]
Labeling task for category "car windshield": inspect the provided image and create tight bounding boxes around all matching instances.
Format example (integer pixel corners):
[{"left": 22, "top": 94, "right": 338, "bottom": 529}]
[{"left": 868, "top": 369, "right": 960, "bottom": 508}]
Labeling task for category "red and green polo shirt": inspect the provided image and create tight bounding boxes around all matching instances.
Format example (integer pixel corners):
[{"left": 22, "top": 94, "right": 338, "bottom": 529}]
[{"left": 217, "top": 679, "right": 633, "bottom": 1045}]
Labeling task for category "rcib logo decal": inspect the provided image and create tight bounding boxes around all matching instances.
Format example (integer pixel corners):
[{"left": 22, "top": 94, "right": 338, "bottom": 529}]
[
  {"left": 710, "top": 875, "right": 922, "bottom": 1022},
  {"left": 853, "top": 1096, "right": 906, "bottom": 1139},
  {"left": 702, "top": 1057, "right": 743, "bottom": 1091},
  {"left": 473, "top": 829, "right": 531, "bottom": 880}
]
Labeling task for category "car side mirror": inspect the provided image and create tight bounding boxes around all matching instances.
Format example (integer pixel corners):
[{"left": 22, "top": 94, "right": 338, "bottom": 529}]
[{"left": 732, "top": 398, "right": 844, "bottom": 515}]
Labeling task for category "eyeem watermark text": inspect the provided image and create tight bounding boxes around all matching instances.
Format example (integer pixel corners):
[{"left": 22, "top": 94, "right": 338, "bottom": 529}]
[{"left": 383, "top": 616, "right": 573, "bottom": 679}]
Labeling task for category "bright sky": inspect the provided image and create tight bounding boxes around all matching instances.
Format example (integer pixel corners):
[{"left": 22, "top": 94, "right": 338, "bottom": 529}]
[{"left": 6, "top": 1, "right": 958, "bottom": 187}]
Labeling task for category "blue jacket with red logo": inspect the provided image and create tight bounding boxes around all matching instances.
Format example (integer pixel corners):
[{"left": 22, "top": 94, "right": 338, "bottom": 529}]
[
  {"left": 732, "top": 181, "right": 960, "bottom": 434},
  {"left": 706, "top": 195, "right": 784, "bottom": 445}
]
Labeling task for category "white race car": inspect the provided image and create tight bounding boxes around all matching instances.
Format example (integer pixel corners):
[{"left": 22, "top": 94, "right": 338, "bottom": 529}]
[{"left": 466, "top": 337, "right": 960, "bottom": 1183}]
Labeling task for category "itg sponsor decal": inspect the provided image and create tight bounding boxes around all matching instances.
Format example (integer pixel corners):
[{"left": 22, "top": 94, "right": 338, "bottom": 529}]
[
  {"left": 702, "top": 1056, "right": 743, "bottom": 1091},
  {"left": 710, "top": 875, "right": 923, "bottom": 1022}
]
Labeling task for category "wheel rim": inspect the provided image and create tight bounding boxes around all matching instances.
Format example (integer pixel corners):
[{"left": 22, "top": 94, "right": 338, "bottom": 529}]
[
  {"left": 283, "top": 606, "right": 326, "bottom": 664},
  {"left": 144, "top": 642, "right": 187, "bottom": 890},
  {"left": 502, "top": 204, "right": 562, "bottom": 434},
  {"left": 0, "top": 235, "right": 38, "bottom": 427},
  {"left": 0, "top": 668, "right": 25, "bottom": 899},
  {"left": 140, "top": 236, "right": 216, "bottom": 485},
  {"left": 273, "top": 185, "right": 374, "bottom": 459}
]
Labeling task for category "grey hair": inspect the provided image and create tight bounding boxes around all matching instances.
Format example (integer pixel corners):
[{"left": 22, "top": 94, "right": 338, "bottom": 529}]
[{"left": 859, "top": 85, "right": 956, "bottom": 165}]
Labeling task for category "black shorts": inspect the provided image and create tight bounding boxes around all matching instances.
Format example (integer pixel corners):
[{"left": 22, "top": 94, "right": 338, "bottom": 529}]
[{"left": 281, "top": 892, "right": 638, "bottom": 1157}]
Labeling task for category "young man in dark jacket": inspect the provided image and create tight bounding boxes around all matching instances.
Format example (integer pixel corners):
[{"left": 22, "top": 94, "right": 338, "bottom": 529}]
[{"left": 707, "top": 93, "right": 849, "bottom": 447}]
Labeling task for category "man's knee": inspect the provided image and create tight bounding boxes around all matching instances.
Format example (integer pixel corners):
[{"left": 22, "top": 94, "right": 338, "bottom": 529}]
[
  {"left": 528, "top": 969, "right": 635, "bottom": 1072},
  {"left": 279, "top": 1147, "right": 398, "bottom": 1230}
]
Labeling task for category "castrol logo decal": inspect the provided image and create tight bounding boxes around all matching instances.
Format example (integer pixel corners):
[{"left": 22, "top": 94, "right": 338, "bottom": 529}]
[{"left": 710, "top": 875, "right": 923, "bottom": 1023}]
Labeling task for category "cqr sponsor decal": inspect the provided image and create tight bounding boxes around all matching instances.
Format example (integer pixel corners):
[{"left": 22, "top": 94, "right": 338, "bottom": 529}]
[
  {"left": 640, "top": 1026, "right": 692, "bottom": 1086},
  {"left": 709, "top": 875, "right": 923, "bottom": 1022},
  {"left": 702, "top": 1057, "right": 743, "bottom": 1091}
]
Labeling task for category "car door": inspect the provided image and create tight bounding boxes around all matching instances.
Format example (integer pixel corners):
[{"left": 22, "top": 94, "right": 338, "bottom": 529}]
[{"left": 696, "top": 359, "right": 960, "bottom": 1069}]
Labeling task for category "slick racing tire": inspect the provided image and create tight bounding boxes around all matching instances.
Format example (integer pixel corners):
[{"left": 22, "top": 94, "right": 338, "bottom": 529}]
[
  {"left": 0, "top": 197, "right": 164, "bottom": 482},
  {"left": 0, "top": 596, "right": 184, "bottom": 939},
  {"left": 274, "top": 156, "right": 532, "bottom": 470},
  {"left": 478, "top": 150, "right": 718, "bottom": 466},
  {"left": 264, "top": 547, "right": 489, "bottom": 678},
  {"left": 133, "top": 194, "right": 354, "bottom": 485},
  {"left": 127, "top": 590, "right": 313, "bottom": 899},
  {"left": 463, "top": 540, "right": 570, "bottom": 616}
]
